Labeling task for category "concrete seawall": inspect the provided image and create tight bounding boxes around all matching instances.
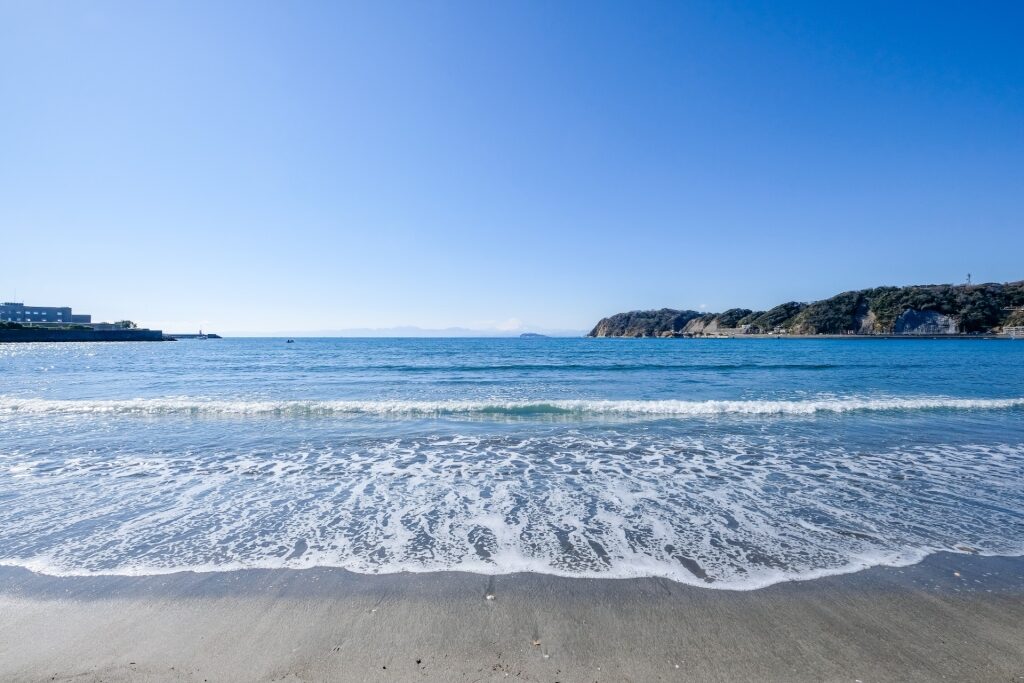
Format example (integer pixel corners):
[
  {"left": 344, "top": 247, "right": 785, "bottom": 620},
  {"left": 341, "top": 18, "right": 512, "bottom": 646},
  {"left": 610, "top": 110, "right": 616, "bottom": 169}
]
[{"left": 0, "top": 329, "right": 165, "bottom": 343}]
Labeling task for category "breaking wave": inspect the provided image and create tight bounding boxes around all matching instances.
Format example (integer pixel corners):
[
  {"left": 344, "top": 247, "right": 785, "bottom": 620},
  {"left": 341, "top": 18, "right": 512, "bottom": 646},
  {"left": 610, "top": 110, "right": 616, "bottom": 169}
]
[
  {"left": 1, "top": 434, "right": 1022, "bottom": 588},
  {"left": 1, "top": 396, "right": 1022, "bottom": 418}
]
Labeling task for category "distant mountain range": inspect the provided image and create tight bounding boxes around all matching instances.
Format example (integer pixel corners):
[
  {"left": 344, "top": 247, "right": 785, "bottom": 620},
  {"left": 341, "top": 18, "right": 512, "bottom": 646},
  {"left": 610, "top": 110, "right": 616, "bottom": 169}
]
[
  {"left": 589, "top": 281, "right": 1024, "bottom": 337},
  {"left": 227, "top": 326, "right": 586, "bottom": 338}
]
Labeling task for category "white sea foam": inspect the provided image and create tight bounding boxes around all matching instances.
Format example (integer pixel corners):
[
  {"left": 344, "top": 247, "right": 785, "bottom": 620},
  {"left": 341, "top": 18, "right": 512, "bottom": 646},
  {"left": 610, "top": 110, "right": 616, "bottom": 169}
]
[
  {"left": 0, "top": 396, "right": 1022, "bottom": 417},
  {"left": 1, "top": 431, "right": 1022, "bottom": 589},
  {"left": 0, "top": 547, "right": 937, "bottom": 590}
]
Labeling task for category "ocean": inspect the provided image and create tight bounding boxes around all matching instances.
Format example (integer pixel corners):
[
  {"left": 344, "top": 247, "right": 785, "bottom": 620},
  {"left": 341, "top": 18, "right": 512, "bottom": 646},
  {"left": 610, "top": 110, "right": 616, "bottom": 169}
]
[{"left": 1, "top": 337, "right": 1022, "bottom": 589}]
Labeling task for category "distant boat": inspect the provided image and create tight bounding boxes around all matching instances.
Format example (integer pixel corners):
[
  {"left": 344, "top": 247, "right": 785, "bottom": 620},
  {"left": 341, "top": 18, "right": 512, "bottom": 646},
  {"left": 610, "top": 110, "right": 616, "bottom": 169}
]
[{"left": 286, "top": 339, "right": 295, "bottom": 343}]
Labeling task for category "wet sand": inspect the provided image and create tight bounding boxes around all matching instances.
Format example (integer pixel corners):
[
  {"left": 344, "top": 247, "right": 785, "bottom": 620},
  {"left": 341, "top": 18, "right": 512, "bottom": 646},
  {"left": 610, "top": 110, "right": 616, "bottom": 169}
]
[{"left": 0, "top": 553, "right": 1022, "bottom": 682}]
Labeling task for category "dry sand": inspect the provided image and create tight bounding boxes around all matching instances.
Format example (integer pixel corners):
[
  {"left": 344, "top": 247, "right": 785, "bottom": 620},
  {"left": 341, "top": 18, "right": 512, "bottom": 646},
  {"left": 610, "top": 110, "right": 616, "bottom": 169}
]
[{"left": 0, "top": 552, "right": 1022, "bottom": 682}]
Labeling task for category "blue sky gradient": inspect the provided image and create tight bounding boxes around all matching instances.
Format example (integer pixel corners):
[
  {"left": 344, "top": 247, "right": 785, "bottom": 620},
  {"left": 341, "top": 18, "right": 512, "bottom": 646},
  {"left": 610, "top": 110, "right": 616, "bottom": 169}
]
[{"left": 1, "top": 1, "right": 1021, "bottom": 334}]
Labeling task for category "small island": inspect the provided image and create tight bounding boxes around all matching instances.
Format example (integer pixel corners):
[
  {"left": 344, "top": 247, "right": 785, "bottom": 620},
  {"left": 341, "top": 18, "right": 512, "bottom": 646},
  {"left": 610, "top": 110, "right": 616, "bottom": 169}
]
[{"left": 589, "top": 280, "right": 1024, "bottom": 338}]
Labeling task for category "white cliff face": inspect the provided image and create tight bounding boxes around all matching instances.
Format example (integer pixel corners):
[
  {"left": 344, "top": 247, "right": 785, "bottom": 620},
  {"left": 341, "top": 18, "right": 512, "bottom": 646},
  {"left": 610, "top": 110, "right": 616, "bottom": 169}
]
[
  {"left": 894, "top": 309, "right": 959, "bottom": 335},
  {"left": 682, "top": 317, "right": 717, "bottom": 336},
  {"left": 854, "top": 310, "right": 878, "bottom": 335}
]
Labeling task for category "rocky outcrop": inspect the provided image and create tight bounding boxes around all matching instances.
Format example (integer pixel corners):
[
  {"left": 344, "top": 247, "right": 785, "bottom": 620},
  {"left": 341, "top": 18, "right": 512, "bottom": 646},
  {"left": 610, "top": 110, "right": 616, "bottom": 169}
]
[
  {"left": 588, "top": 309, "right": 703, "bottom": 338},
  {"left": 588, "top": 281, "right": 1024, "bottom": 337},
  {"left": 894, "top": 309, "right": 958, "bottom": 335},
  {"left": 854, "top": 308, "right": 878, "bottom": 335},
  {"left": 682, "top": 316, "right": 720, "bottom": 336}
]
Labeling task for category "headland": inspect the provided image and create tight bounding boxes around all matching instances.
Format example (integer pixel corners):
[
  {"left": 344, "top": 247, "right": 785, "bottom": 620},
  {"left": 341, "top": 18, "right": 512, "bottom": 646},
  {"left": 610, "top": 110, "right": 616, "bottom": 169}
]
[{"left": 590, "top": 280, "right": 1024, "bottom": 338}]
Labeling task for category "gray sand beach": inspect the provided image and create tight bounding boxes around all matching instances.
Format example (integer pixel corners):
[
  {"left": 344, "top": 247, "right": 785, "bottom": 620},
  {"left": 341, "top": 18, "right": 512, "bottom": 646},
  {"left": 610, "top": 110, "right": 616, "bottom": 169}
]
[{"left": 0, "top": 552, "right": 1022, "bottom": 682}]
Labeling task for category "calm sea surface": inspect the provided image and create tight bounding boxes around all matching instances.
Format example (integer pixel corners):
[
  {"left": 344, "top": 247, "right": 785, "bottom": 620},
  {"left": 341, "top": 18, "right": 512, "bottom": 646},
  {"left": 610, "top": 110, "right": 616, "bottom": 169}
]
[{"left": 1, "top": 337, "right": 1022, "bottom": 588}]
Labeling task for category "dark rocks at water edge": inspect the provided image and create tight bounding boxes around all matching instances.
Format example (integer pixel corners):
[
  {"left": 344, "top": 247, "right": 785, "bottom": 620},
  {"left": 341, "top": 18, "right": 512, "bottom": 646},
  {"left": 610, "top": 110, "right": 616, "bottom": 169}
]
[{"left": 589, "top": 280, "right": 1024, "bottom": 337}]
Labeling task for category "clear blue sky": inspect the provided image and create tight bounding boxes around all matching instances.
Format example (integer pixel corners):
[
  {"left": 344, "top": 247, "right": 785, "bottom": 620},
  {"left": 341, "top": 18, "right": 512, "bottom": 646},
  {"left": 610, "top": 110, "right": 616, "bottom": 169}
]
[{"left": 1, "top": 1, "right": 1021, "bottom": 334}]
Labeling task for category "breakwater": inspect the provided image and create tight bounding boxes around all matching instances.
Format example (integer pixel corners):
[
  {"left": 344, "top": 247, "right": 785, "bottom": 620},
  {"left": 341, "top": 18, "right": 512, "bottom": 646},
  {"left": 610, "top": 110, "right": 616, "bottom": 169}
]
[{"left": 0, "top": 328, "right": 165, "bottom": 343}]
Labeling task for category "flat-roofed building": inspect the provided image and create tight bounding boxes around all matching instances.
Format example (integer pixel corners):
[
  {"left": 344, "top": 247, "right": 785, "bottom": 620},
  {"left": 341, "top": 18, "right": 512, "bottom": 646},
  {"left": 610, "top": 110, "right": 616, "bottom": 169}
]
[{"left": 0, "top": 302, "right": 90, "bottom": 324}]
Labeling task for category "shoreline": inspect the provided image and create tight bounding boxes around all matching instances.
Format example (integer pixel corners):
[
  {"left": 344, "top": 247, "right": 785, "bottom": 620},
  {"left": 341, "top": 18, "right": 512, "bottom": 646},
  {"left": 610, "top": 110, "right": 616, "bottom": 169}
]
[{"left": 2, "top": 552, "right": 1022, "bottom": 682}]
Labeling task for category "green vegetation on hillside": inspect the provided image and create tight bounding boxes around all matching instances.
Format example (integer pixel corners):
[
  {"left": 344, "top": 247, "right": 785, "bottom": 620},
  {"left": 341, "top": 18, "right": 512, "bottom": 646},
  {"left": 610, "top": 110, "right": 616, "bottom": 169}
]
[
  {"left": 589, "top": 309, "right": 703, "bottom": 337},
  {"left": 588, "top": 281, "right": 1024, "bottom": 337}
]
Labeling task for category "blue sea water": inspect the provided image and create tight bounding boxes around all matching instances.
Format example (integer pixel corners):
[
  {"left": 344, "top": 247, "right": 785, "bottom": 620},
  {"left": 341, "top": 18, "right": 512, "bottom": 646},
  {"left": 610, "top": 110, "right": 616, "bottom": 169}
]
[{"left": 1, "top": 337, "right": 1022, "bottom": 588}]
